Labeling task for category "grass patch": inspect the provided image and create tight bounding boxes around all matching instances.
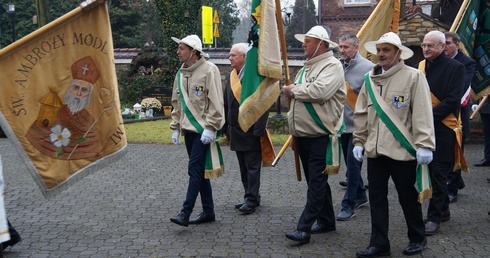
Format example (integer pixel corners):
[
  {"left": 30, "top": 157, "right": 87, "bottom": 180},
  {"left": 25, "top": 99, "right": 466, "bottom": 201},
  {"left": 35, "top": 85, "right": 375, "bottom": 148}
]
[{"left": 124, "top": 118, "right": 290, "bottom": 146}]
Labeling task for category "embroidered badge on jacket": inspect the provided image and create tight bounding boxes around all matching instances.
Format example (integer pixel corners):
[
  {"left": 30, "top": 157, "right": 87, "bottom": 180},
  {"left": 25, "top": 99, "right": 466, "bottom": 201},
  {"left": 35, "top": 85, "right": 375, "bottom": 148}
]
[
  {"left": 393, "top": 96, "right": 405, "bottom": 108},
  {"left": 194, "top": 86, "right": 204, "bottom": 96}
]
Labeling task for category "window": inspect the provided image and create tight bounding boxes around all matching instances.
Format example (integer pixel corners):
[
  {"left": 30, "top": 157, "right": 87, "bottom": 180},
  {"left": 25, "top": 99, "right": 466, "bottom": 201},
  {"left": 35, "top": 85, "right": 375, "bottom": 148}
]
[{"left": 345, "top": 0, "right": 371, "bottom": 4}]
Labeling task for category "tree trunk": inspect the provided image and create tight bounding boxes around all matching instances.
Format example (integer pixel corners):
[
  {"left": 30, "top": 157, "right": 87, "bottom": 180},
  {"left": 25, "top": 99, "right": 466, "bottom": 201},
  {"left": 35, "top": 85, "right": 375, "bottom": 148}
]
[{"left": 36, "top": 0, "right": 48, "bottom": 27}]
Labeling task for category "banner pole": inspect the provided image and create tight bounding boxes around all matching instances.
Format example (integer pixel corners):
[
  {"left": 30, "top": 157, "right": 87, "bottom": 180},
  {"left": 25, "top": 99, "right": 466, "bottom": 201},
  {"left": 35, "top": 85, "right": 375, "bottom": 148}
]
[{"left": 273, "top": 0, "right": 301, "bottom": 181}]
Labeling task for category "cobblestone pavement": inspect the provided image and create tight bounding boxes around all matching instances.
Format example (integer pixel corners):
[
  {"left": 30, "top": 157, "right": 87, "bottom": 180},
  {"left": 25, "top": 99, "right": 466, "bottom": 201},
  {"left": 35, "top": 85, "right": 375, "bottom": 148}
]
[{"left": 1, "top": 138, "right": 489, "bottom": 257}]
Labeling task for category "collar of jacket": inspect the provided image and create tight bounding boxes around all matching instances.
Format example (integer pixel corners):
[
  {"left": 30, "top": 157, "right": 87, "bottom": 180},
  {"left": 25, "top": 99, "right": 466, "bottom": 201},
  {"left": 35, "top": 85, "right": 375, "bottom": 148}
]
[{"left": 304, "top": 51, "right": 334, "bottom": 66}]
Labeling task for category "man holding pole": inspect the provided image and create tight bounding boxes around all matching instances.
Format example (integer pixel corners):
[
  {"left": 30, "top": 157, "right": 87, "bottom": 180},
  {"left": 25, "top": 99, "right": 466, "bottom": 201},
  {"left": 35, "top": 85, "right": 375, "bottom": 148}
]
[
  {"left": 472, "top": 95, "right": 490, "bottom": 167},
  {"left": 282, "top": 25, "right": 345, "bottom": 245}
]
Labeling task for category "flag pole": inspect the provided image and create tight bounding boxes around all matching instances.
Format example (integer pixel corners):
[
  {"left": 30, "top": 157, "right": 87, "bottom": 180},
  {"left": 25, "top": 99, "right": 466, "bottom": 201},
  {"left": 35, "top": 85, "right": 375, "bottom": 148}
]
[
  {"left": 271, "top": 0, "right": 301, "bottom": 181},
  {"left": 470, "top": 95, "right": 489, "bottom": 120}
]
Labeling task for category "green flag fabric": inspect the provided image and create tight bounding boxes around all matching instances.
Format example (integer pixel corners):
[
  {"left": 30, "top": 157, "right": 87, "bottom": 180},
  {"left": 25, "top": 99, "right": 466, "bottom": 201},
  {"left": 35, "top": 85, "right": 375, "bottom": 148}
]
[
  {"left": 238, "top": 0, "right": 282, "bottom": 132},
  {"left": 452, "top": 0, "right": 490, "bottom": 98}
]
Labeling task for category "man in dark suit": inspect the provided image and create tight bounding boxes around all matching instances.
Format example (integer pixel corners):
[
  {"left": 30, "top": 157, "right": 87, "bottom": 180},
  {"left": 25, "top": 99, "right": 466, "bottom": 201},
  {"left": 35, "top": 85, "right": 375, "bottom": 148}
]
[
  {"left": 472, "top": 95, "right": 490, "bottom": 167},
  {"left": 444, "top": 32, "right": 476, "bottom": 203},
  {"left": 223, "top": 43, "right": 270, "bottom": 215},
  {"left": 420, "top": 31, "right": 465, "bottom": 236}
]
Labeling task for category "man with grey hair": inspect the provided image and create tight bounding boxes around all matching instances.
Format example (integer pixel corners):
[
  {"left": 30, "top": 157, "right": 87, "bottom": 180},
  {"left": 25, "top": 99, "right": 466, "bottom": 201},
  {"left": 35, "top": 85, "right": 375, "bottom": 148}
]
[
  {"left": 419, "top": 30, "right": 465, "bottom": 236},
  {"left": 221, "top": 42, "right": 273, "bottom": 215},
  {"left": 336, "top": 33, "right": 373, "bottom": 221}
]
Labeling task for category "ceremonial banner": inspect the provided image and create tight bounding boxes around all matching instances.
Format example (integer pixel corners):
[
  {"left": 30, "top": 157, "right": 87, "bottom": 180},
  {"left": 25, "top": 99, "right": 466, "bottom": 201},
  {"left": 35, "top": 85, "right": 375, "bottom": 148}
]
[
  {"left": 357, "top": 0, "right": 400, "bottom": 63},
  {"left": 451, "top": 0, "right": 490, "bottom": 99},
  {"left": 0, "top": 0, "right": 127, "bottom": 198},
  {"left": 238, "top": 0, "right": 282, "bottom": 132}
]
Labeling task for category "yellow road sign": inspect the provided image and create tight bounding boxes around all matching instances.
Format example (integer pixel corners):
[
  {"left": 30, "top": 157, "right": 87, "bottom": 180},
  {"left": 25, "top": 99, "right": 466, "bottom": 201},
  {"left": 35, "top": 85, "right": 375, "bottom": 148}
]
[
  {"left": 214, "top": 24, "right": 220, "bottom": 38},
  {"left": 213, "top": 10, "right": 220, "bottom": 24}
]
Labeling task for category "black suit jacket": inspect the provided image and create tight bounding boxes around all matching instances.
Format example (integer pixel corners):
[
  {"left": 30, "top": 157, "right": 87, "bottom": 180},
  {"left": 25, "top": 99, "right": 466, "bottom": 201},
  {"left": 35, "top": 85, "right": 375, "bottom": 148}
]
[
  {"left": 425, "top": 53, "right": 465, "bottom": 162},
  {"left": 223, "top": 80, "right": 269, "bottom": 152},
  {"left": 453, "top": 50, "right": 476, "bottom": 137},
  {"left": 454, "top": 50, "right": 476, "bottom": 92}
]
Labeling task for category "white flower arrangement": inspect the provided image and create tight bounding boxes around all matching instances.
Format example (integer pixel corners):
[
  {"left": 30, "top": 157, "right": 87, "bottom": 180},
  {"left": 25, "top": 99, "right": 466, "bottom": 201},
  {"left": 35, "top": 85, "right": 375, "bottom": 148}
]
[{"left": 141, "top": 97, "right": 162, "bottom": 111}]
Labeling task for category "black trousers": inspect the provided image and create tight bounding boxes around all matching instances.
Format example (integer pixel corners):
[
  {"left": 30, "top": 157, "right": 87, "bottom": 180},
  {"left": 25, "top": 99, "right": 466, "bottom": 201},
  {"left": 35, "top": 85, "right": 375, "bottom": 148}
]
[
  {"left": 295, "top": 136, "right": 335, "bottom": 232},
  {"left": 427, "top": 161, "right": 452, "bottom": 223},
  {"left": 367, "top": 156, "right": 425, "bottom": 251},
  {"left": 236, "top": 150, "right": 262, "bottom": 207}
]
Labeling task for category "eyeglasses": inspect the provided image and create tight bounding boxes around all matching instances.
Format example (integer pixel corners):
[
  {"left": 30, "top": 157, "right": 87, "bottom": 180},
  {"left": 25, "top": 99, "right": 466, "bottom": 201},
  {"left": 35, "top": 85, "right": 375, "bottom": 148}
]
[
  {"left": 445, "top": 41, "right": 453, "bottom": 45},
  {"left": 420, "top": 43, "right": 442, "bottom": 49}
]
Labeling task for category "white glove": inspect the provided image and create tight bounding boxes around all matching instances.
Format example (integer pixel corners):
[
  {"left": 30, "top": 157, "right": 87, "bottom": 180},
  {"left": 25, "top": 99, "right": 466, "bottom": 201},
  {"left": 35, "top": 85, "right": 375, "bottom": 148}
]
[
  {"left": 471, "top": 104, "right": 478, "bottom": 112},
  {"left": 171, "top": 130, "right": 181, "bottom": 145},
  {"left": 200, "top": 129, "right": 215, "bottom": 145},
  {"left": 353, "top": 146, "right": 364, "bottom": 162},
  {"left": 416, "top": 147, "right": 433, "bottom": 165}
]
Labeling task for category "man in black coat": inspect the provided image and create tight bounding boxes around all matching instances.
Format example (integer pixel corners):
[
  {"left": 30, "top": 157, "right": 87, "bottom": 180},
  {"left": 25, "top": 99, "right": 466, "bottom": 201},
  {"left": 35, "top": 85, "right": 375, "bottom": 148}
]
[
  {"left": 420, "top": 31, "right": 465, "bottom": 236},
  {"left": 444, "top": 32, "right": 476, "bottom": 203},
  {"left": 222, "top": 43, "right": 270, "bottom": 215},
  {"left": 473, "top": 95, "right": 490, "bottom": 166}
]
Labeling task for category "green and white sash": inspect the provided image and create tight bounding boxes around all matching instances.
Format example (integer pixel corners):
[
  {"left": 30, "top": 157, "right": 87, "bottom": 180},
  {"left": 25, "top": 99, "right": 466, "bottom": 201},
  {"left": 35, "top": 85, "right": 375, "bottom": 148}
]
[
  {"left": 177, "top": 70, "right": 224, "bottom": 179},
  {"left": 296, "top": 68, "right": 345, "bottom": 175},
  {"left": 364, "top": 74, "right": 431, "bottom": 203}
]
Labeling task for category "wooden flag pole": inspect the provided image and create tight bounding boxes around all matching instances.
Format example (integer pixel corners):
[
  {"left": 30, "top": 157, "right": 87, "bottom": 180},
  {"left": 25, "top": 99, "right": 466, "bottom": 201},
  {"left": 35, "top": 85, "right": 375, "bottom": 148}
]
[
  {"left": 470, "top": 95, "right": 489, "bottom": 120},
  {"left": 272, "top": 0, "right": 301, "bottom": 181}
]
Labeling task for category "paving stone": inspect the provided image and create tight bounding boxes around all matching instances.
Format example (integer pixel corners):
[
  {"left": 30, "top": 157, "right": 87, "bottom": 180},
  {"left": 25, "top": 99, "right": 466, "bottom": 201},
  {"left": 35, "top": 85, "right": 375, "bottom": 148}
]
[{"left": 1, "top": 139, "right": 489, "bottom": 257}]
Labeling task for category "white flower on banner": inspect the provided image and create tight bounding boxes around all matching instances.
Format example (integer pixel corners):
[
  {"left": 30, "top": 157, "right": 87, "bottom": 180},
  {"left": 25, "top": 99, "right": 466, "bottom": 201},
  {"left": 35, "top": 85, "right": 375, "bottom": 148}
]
[{"left": 49, "top": 124, "right": 71, "bottom": 148}]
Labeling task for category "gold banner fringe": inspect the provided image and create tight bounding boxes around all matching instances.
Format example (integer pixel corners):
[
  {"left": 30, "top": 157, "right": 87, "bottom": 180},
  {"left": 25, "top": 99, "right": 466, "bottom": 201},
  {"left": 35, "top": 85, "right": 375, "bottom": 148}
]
[
  {"left": 205, "top": 166, "right": 224, "bottom": 179},
  {"left": 418, "top": 188, "right": 433, "bottom": 204},
  {"left": 323, "top": 165, "right": 341, "bottom": 175},
  {"left": 238, "top": 79, "right": 280, "bottom": 132}
]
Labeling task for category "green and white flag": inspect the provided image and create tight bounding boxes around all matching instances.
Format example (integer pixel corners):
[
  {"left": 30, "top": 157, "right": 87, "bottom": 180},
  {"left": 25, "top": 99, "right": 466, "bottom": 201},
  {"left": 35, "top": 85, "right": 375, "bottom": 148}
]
[
  {"left": 238, "top": 0, "right": 282, "bottom": 132},
  {"left": 451, "top": 0, "right": 490, "bottom": 98}
]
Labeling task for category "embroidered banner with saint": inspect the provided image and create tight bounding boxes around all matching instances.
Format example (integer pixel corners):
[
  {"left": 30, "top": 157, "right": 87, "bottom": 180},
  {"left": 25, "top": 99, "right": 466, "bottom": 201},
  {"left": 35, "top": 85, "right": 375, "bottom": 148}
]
[{"left": 0, "top": 0, "right": 127, "bottom": 198}]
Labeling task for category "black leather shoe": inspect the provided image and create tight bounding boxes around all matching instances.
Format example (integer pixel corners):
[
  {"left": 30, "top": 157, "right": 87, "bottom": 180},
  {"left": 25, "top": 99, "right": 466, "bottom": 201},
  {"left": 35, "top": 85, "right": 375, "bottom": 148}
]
[
  {"left": 339, "top": 181, "right": 347, "bottom": 187},
  {"left": 403, "top": 237, "right": 427, "bottom": 255},
  {"left": 425, "top": 221, "right": 439, "bottom": 236},
  {"left": 475, "top": 158, "right": 490, "bottom": 167},
  {"left": 239, "top": 204, "right": 256, "bottom": 214},
  {"left": 310, "top": 222, "right": 336, "bottom": 234},
  {"left": 458, "top": 178, "right": 465, "bottom": 190},
  {"left": 355, "top": 246, "right": 390, "bottom": 257},
  {"left": 170, "top": 212, "right": 189, "bottom": 227},
  {"left": 441, "top": 208, "right": 451, "bottom": 222},
  {"left": 189, "top": 212, "right": 215, "bottom": 225},
  {"left": 448, "top": 194, "right": 457, "bottom": 203},
  {"left": 234, "top": 202, "right": 244, "bottom": 209},
  {"left": 285, "top": 229, "right": 310, "bottom": 244}
]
